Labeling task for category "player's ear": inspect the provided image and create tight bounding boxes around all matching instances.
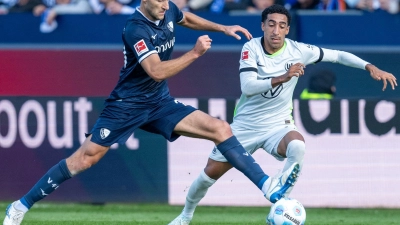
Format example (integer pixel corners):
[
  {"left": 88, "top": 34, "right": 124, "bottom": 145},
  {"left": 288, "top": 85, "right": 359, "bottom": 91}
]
[
  {"left": 286, "top": 25, "right": 290, "bottom": 35},
  {"left": 261, "top": 22, "right": 265, "bottom": 32}
]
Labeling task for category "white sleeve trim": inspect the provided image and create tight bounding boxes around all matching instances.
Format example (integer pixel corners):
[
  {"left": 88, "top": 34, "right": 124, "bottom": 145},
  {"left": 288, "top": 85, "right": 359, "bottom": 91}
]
[
  {"left": 321, "top": 48, "right": 369, "bottom": 70},
  {"left": 138, "top": 50, "right": 158, "bottom": 63},
  {"left": 240, "top": 70, "right": 272, "bottom": 97}
]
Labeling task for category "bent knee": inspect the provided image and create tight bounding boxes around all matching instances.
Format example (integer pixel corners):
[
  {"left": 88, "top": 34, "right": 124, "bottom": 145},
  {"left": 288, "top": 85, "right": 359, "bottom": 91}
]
[{"left": 211, "top": 119, "right": 232, "bottom": 141}]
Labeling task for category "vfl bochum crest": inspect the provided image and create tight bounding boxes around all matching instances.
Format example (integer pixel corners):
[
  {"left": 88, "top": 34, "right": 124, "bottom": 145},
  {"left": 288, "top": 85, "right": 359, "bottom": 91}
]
[
  {"left": 100, "top": 128, "right": 111, "bottom": 139},
  {"left": 167, "top": 21, "right": 174, "bottom": 32}
]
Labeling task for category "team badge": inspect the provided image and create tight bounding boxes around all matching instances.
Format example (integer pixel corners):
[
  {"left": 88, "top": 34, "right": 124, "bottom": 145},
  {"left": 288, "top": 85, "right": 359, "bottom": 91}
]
[
  {"left": 242, "top": 50, "right": 249, "bottom": 60},
  {"left": 285, "top": 62, "right": 294, "bottom": 71},
  {"left": 134, "top": 39, "right": 149, "bottom": 56},
  {"left": 100, "top": 128, "right": 111, "bottom": 139},
  {"left": 167, "top": 21, "right": 174, "bottom": 32}
]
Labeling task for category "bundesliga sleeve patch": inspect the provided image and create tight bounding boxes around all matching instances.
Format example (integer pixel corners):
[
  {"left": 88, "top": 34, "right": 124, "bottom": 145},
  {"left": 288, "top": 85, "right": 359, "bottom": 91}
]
[
  {"left": 242, "top": 50, "right": 249, "bottom": 60},
  {"left": 134, "top": 39, "right": 149, "bottom": 56}
]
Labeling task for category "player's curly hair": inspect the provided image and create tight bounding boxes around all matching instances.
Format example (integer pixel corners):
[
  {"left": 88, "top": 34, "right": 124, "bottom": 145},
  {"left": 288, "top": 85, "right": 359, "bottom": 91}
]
[{"left": 261, "top": 4, "right": 291, "bottom": 26}]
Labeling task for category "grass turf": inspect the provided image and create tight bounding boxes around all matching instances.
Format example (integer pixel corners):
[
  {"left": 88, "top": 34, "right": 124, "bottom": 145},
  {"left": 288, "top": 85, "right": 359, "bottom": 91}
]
[{"left": 1, "top": 202, "right": 400, "bottom": 225}]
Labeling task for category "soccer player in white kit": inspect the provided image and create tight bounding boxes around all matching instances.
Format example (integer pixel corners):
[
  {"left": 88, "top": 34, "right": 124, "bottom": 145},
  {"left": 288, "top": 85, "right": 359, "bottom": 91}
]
[{"left": 168, "top": 4, "right": 397, "bottom": 225}]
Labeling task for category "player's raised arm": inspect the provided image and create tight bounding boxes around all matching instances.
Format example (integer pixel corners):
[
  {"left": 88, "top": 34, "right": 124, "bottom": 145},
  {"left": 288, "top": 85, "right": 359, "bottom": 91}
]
[{"left": 179, "top": 11, "right": 252, "bottom": 41}]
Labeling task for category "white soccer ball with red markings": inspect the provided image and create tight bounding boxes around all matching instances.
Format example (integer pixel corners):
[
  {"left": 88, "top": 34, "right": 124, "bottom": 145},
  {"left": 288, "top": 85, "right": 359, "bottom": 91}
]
[{"left": 266, "top": 197, "right": 306, "bottom": 225}]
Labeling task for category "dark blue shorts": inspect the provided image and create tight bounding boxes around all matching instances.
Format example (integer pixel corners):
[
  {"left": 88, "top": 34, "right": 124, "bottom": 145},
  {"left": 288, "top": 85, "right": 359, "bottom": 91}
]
[{"left": 88, "top": 97, "right": 197, "bottom": 146}]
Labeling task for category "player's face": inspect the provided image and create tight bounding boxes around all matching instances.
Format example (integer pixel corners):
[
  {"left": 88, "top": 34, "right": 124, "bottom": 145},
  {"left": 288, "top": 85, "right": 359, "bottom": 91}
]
[
  {"left": 261, "top": 13, "right": 290, "bottom": 54},
  {"left": 141, "top": 0, "right": 169, "bottom": 21}
]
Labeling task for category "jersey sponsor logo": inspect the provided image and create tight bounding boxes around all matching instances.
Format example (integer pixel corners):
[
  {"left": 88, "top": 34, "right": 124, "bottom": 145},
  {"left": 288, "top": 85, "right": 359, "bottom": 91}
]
[
  {"left": 261, "top": 78, "right": 283, "bottom": 99},
  {"left": 100, "top": 128, "right": 111, "bottom": 139},
  {"left": 155, "top": 37, "right": 175, "bottom": 53},
  {"left": 167, "top": 21, "right": 174, "bottom": 32},
  {"left": 242, "top": 50, "right": 249, "bottom": 60},
  {"left": 134, "top": 39, "right": 149, "bottom": 56}
]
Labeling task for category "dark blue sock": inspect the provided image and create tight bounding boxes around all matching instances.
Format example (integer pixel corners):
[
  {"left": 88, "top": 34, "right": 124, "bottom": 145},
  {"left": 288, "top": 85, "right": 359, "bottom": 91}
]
[
  {"left": 20, "top": 159, "right": 72, "bottom": 209},
  {"left": 217, "top": 136, "right": 269, "bottom": 190}
]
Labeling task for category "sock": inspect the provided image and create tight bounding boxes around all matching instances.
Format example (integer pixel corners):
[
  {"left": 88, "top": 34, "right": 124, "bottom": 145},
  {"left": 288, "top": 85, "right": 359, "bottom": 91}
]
[
  {"left": 282, "top": 140, "right": 305, "bottom": 172},
  {"left": 20, "top": 159, "right": 72, "bottom": 209},
  {"left": 183, "top": 170, "right": 216, "bottom": 218},
  {"left": 217, "top": 136, "right": 268, "bottom": 190}
]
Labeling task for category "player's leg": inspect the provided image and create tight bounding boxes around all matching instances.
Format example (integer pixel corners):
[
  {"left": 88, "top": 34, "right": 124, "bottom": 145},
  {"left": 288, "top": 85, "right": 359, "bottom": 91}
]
[
  {"left": 277, "top": 131, "right": 305, "bottom": 171},
  {"left": 174, "top": 110, "right": 300, "bottom": 203},
  {"left": 3, "top": 137, "right": 109, "bottom": 225},
  {"left": 174, "top": 110, "right": 270, "bottom": 192},
  {"left": 261, "top": 126, "right": 305, "bottom": 201},
  {"left": 4, "top": 100, "right": 146, "bottom": 225},
  {"left": 169, "top": 159, "right": 232, "bottom": 225},
  {"left": 276, "top": 130, "right": 305, "bottom": 197}
]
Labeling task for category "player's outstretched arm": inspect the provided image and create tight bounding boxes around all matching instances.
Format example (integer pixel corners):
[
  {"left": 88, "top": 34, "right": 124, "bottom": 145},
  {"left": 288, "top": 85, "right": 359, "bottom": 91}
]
[
  {"left": 365, "top": 64, "right": 397, "bottom": 91},
  {"left": 321, "top": 48, "right": 397, "bottom": 91},
  {"left": 179, "top": 11, "right": 252, "bottom": 41}
]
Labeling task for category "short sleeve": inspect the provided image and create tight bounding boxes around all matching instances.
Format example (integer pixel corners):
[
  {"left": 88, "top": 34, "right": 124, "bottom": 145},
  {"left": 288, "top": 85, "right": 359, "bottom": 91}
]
[
  {"left": 124, "top": 24, "right": 158, "bottom": 63},
  {"left": 169, "top": 1, "right": 184, "bottom": 23},
  {"left": 239, "top": 42, "right": 258, "bottom": 73},
  {"left": 296, "top": 42, "right": 324, "bottom": 65}
]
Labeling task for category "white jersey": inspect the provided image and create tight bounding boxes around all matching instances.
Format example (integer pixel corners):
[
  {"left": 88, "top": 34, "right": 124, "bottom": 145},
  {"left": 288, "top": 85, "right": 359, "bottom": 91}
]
[{"left": 232, "top": 37, "right": 323, "bottom": 131}]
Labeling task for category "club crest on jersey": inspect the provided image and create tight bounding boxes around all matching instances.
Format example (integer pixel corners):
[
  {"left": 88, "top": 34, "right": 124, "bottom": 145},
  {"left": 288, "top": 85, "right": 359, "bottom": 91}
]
[
  {"left": 242, "top": 50, "right": 249, "bottom": 60},
  {"left": 285, "top": 62, "right": 294, "bottom": 71},
  {"left": 100, "top": 128, "right": 111, "bottom": 139},
  {"left": 134, "top": 39, "right": 149, "bottom": 56},
  {"left": 167, "top": 21, "right": 174, "bottom": 32}
]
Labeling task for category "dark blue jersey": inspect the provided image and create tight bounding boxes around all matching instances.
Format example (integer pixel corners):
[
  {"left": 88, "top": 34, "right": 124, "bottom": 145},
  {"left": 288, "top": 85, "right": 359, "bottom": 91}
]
[{"left": 107, "top": 1, "right": 183, "bottom": 104}]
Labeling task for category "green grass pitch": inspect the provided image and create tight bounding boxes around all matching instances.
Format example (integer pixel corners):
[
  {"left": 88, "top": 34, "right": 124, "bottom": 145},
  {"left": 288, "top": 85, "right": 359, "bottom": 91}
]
[{"left": 1, "top": 202, "right": 400, "bottom": 225}]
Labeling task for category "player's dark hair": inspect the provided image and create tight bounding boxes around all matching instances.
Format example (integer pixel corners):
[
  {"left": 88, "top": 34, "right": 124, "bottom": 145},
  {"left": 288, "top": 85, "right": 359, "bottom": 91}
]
[{"left": 261, "top": 4, "right": 291, "bottom": 26}]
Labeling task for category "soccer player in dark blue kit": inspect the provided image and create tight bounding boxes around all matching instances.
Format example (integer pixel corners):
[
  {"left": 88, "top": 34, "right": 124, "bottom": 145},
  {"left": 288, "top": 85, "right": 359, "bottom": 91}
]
[{"left": 3, "top": 1, "right": 300, "bottom": 224}]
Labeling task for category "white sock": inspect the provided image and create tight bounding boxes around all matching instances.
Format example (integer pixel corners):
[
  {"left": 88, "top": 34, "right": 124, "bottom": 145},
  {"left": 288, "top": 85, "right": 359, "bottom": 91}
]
[
  {"left": 13, "top": 200, "right": 29, "bottom": 213},
  {"left": 282, "top": 140, "right": 305, "bottom": 172},
  {"left": 182, "top": 170, "right": 216, "bottom": 218}
]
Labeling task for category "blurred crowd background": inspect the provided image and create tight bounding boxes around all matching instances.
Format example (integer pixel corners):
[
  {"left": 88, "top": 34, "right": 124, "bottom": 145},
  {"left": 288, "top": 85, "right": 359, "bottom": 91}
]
[{"left": 0, "top": 0, "right": 398, "bottom": 33}]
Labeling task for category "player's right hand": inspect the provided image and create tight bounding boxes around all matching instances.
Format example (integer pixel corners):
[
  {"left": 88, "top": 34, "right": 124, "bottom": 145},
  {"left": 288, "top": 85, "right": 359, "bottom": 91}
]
[
  {"left": 192, "top": 35, "right": 212, "bottom": 57},
  {"left": 287, "top": 63, "right": 305, "bottom": 79}
]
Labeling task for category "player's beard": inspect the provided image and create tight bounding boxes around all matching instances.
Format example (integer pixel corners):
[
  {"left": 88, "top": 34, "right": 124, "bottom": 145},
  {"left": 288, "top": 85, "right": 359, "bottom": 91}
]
[{"left": 268, "top": 38, "right": 284, "bottom": 52}]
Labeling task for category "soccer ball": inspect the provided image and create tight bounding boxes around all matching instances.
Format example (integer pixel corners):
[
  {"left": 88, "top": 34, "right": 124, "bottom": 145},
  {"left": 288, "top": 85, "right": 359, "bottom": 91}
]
[{"left": 266, "top": 197, "right": 306, "bottom": 225}]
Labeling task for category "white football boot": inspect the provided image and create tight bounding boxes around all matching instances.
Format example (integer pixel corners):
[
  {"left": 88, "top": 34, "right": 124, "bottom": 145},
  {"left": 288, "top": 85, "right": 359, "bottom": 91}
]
[
  {"left": 264, "top": 163, "right": 300, "bottom": 203},
  {"left": 168, "top": 213, "right": 192, "bottom": 225},
  {"left": 3, "top": 202, "right": 26, "bottom": 225}
]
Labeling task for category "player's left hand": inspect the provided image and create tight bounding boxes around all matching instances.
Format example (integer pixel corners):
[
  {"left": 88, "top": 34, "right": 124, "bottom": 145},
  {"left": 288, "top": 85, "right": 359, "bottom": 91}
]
[
  {"left": 223, "top": 25, "right": 252, "bottom": 41},
  {"left": 366, "top": 64, "right": 397, "bottom": 91}
]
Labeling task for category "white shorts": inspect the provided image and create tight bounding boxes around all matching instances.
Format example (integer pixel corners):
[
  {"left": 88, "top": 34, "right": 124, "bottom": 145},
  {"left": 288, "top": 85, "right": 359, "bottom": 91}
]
[{"left": 209, "top": 123, "right": 299, "bottom": 162}]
